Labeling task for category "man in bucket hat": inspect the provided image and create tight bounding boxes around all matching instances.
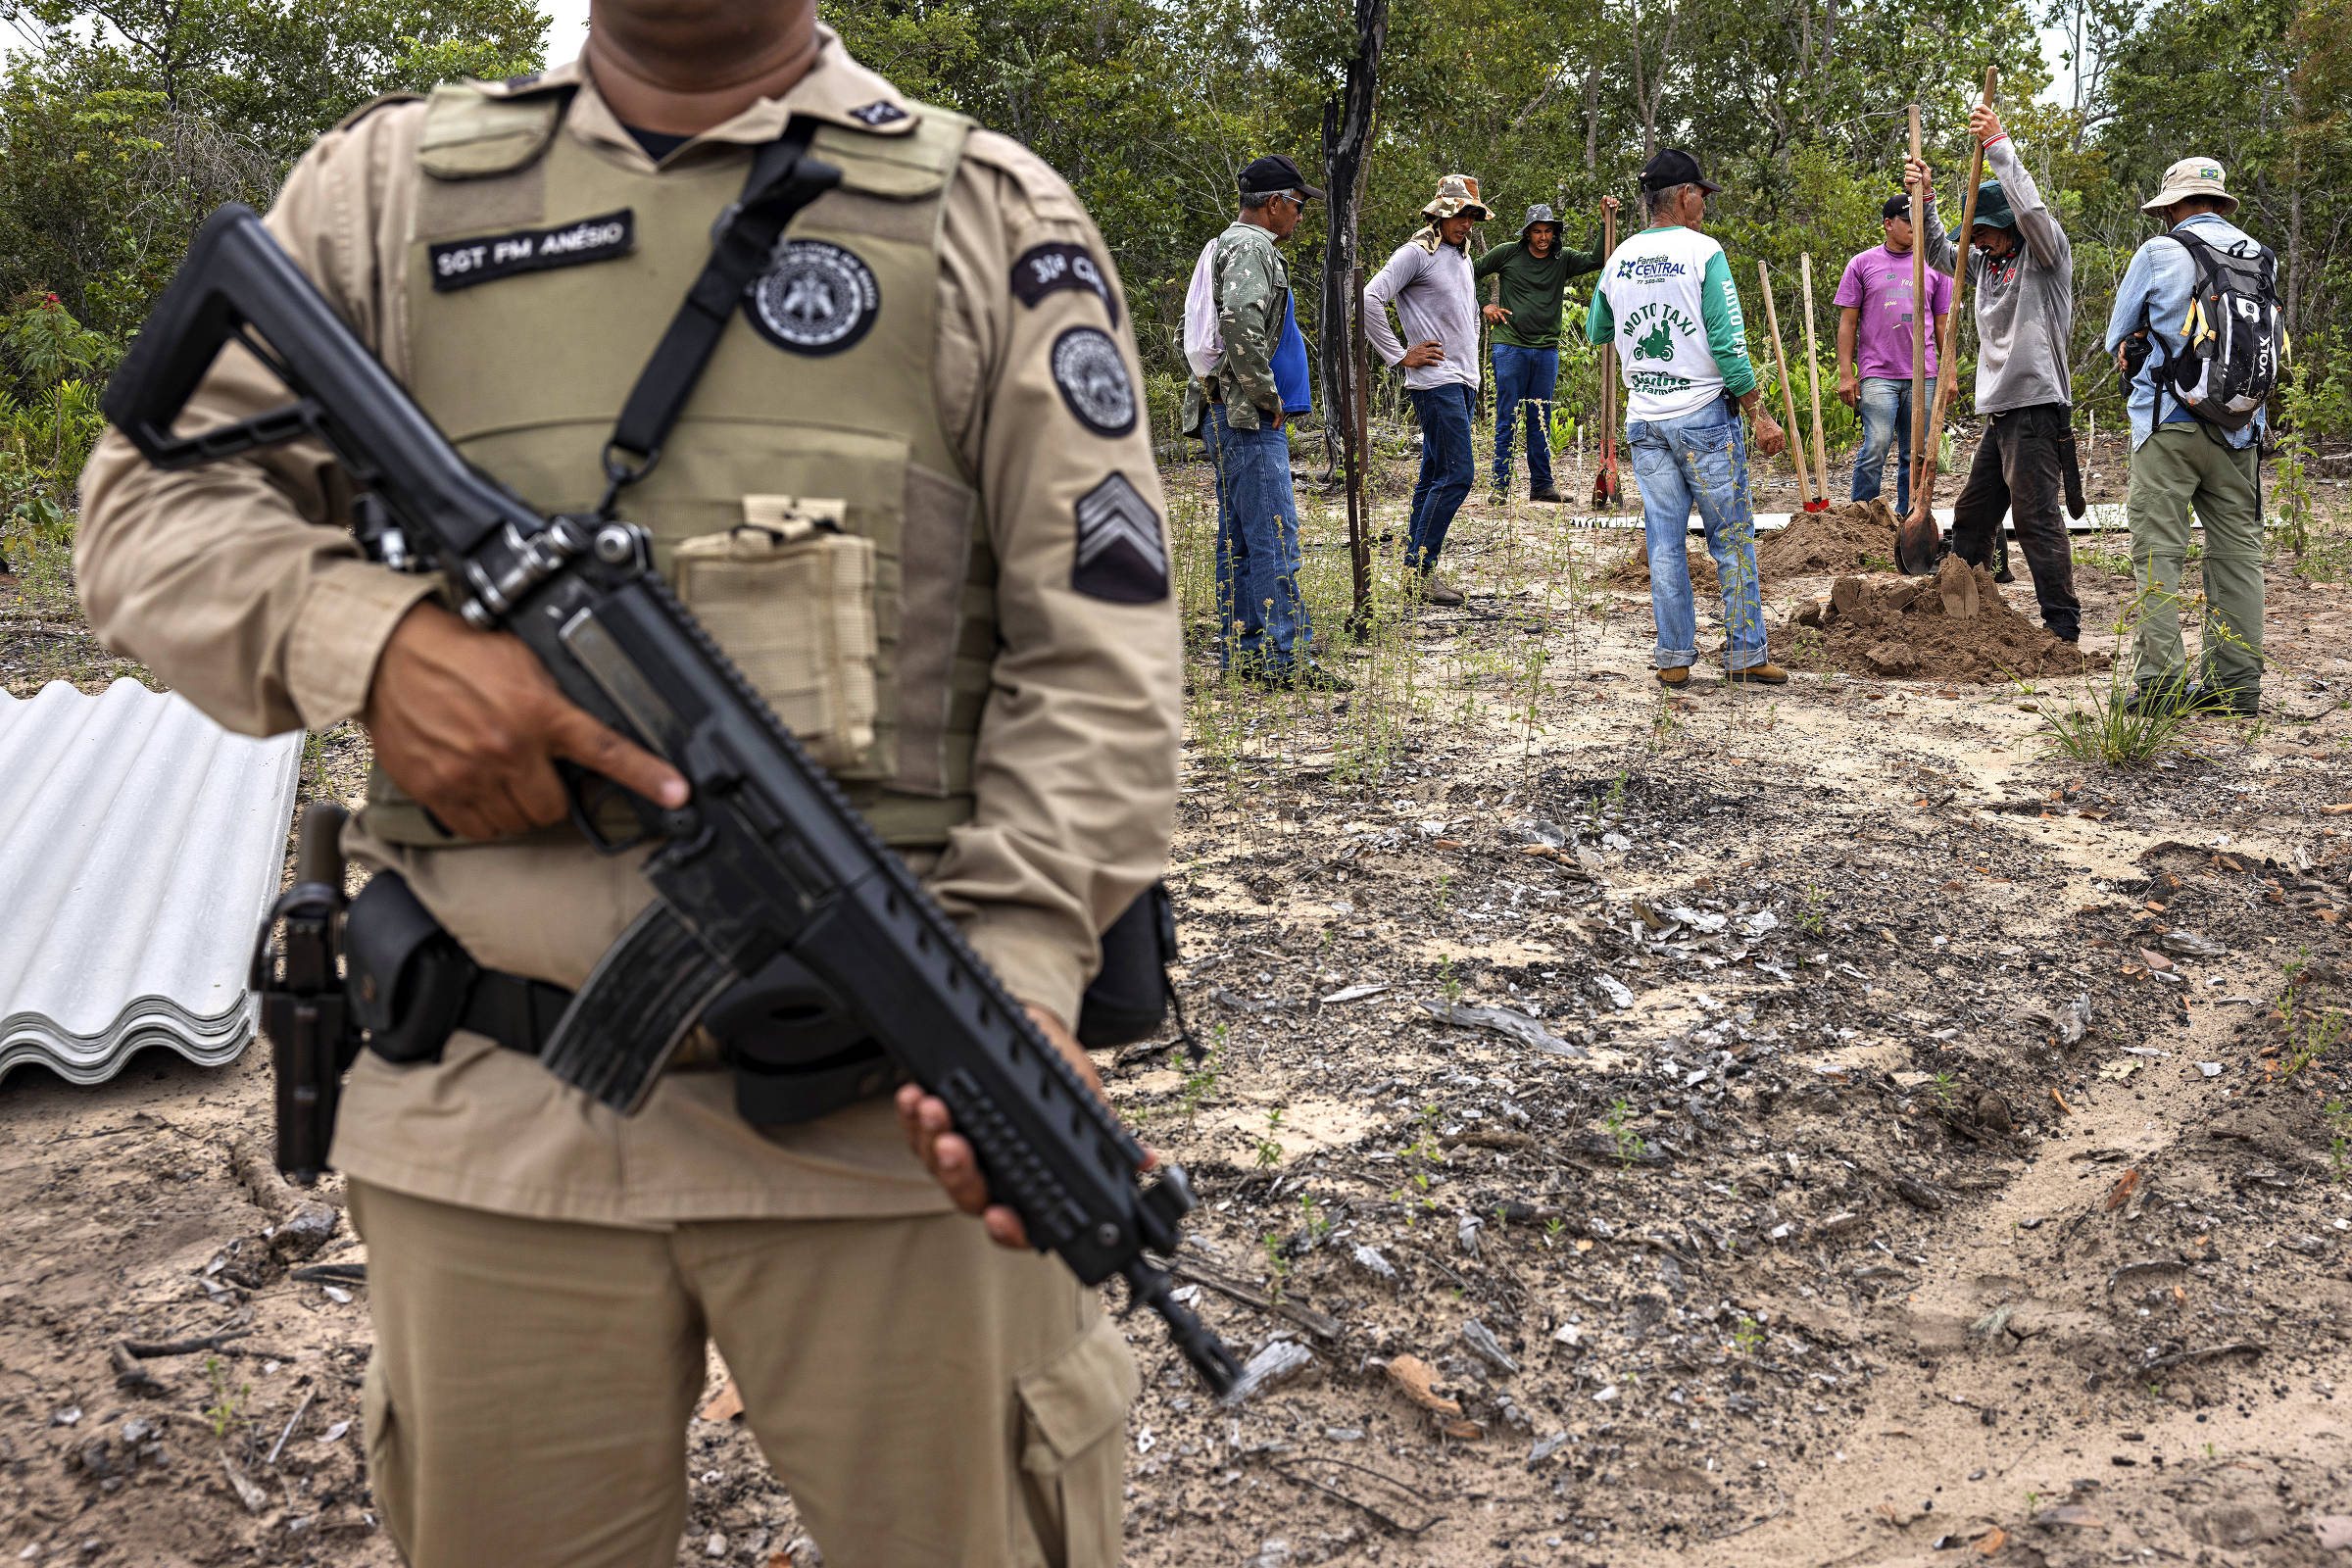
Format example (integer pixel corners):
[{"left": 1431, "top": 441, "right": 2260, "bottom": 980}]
[
  {"left": 2102, "top": 156, "right": 2273, "bottom": 716},
  {"left": 1475, "top": 198, "right": 1620, "bottom": 504},
  {"left": 1587, "top": 149, "right": 1789, "bottom": 689},
  {"left": 1364, "top": 174, "right": 1492, "bottom": 604}
]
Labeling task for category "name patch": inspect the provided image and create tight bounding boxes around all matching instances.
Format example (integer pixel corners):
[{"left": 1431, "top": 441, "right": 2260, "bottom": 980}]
[
  {"left": 1010, "top": 242, "right": 1118, "bottom": 324},
  {"left": 428, "top": 211, "right": 635, "bottom": 292}
]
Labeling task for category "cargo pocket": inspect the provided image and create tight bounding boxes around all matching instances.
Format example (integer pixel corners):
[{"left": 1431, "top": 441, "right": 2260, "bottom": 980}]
[
  {"left": 671, "top": 497, "right": 880, "bottom": 772},
  {"left": 1012, "top": 1315, "right": 1139, "bottom": 1568},
  {"left": 360, "top": 1350, "right": 412, "bottom": 1550}
]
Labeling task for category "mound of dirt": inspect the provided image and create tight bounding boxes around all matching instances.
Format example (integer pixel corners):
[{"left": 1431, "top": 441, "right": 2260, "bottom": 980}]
[
  {"left": 1780, "top": 557, "right": 2104, "bottom": 682},
  {"left": 1756, "top": 496, "right": 1896, "bottom": 575},
  {"left": 1604, "top": 498, "right": 1898, "bottom": 593}
]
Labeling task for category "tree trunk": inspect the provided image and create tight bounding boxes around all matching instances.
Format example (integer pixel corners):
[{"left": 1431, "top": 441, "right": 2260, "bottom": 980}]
[
  {"left": 1582, "top": 61, "right": 1601, "bottom": 170},
  {"left": 1318, "top": 0, "right": 1388, "bottom": 508},
  {"left": 2287, "top": 179, "right": 2304, "bottom": 342}
]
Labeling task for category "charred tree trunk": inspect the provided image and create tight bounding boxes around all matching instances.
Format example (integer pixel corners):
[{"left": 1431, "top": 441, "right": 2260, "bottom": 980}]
[{"left": 1318, "top": 0, "right": 1388, "bottom": 496}]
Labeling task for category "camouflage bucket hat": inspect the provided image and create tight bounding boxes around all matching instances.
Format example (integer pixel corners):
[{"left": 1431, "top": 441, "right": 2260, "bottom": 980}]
[
  {"left": 1520, "top": 203, "right": 1558, "bottom": 237},
  {"left": 1423, "top": 173, "right": 1494, "bottom": 221}
]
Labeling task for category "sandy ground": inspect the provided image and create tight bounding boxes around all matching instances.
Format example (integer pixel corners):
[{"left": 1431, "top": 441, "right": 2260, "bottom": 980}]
[{"left": 5, "top": 430, "right": 2352, "bottom": 1567}]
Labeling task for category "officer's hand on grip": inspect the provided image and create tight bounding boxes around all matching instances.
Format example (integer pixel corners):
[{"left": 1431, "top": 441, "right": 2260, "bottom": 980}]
[
  {"left": 897, "top": 1004, "right": 1154, "bottom": 1250},
  {"left": 364, "top": 601, "right": 690, "bottom": 840}
]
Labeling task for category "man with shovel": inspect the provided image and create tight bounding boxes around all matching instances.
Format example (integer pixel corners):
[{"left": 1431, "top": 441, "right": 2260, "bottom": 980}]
[
  {"left": 1913, "top": 108, "right": 2082, "bottom": 645},
  {"left": 1475, "top": 199, "right": 1617, "bottom": 505}
]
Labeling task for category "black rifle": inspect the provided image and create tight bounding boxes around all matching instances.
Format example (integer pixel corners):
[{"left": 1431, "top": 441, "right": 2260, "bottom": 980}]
[
  {"left": 105, "top": 204, "right": 1239, "bottom": 1394},
  {"left": 254, "top": 800, "right": 353, "bottom": 1185}
]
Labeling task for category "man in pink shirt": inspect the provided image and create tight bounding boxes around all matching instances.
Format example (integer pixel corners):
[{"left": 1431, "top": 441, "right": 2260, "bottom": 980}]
[{"left": 1834, "top": 191, "right": 1952, "bottom": 517}]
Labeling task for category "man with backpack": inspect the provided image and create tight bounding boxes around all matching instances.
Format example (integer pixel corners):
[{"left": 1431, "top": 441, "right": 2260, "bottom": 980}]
[
  {"left": 1181, "top": 154, "right": 1350, "bottom": 691},
  {"left": 2103, "top": 158, "right": 2276, "bottom": 716}
]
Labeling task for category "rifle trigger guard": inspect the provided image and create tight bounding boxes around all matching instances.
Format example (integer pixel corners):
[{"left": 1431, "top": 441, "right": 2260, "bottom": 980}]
[{"left": 557, "top": 760, "right": 678, "bottom": 857}]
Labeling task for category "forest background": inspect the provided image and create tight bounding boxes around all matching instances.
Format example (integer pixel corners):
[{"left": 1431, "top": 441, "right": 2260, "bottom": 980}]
[{"left": 0, "top": 0, "right": 2344, "bottom": 557}]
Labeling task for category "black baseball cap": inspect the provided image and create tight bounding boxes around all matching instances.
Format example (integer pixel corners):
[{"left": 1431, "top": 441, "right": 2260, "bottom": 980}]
[
  {"left": 1239, "top": 154, "right": 1325, "bottom": 201},
  {"left": 1638, "top": 148, "right": 1722, "bottom": 195},
  {"left": 1882, "top": 194, "right": 1916, "bottom": 220}
]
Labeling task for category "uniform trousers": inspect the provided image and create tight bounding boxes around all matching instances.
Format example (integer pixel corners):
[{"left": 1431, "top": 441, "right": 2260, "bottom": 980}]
[
  {"left": 352, "top": 1181, "right": 1134, "bottom": 1568},
  {"left": 1948, "top": 402, "right": 2080, "bottom": 641},
  {"left": 2127, "top": 420, "right": 2264, "bottom": 696}
]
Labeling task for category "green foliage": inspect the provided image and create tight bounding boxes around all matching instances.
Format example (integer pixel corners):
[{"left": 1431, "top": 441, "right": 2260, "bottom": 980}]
[{"left": 0, "top": 293, "right": 113, "bottom": 559}]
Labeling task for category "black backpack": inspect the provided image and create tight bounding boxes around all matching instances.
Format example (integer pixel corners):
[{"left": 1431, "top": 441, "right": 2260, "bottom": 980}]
[{"left": 2144, "top": 229, "right": 2285, "bottom": 432}]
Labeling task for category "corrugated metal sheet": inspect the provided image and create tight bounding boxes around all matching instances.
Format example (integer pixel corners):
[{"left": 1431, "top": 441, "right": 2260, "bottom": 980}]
[{"left": 0, "top": 679, "right": 303, "bottom": 1084}]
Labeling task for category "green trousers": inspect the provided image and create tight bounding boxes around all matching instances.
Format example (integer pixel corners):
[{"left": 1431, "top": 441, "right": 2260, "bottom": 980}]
[{"left": 2127, "top": 421, "right": 2265, "bottom": 693}]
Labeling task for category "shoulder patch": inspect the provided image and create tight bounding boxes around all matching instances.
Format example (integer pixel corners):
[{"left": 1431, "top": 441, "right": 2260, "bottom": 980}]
[
  {"left": 1072, "top": 474, "right": 1168, "bottom": 603},
  {"left": 427, "top": 211, "right": 634, "bottom": 292},
  {"left": 1010, "top": 242, "right": 1118, "bottom": 325},
  {"left": 847, "top": 100, "right": 908, "bottom": 127},
  {"left": 1050, "top": 327, "right": 1137, "bottom": 437}
]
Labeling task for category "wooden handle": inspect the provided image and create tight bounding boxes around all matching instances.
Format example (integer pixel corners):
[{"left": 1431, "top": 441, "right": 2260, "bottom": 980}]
[
  {"left": 1756, "top": 261, "right": 1810, "bottom": 499},
  {"left": 1911, "top": 66, "right": 2002, "bottom": 526},
  {"left": 1797, "top": 252, "right": 1829, "bottom": 504}
]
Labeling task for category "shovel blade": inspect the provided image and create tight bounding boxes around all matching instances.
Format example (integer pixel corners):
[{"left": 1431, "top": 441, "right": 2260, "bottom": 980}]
[{"left": 1893, "top": 500, "right": 1941, "bottom": 575}]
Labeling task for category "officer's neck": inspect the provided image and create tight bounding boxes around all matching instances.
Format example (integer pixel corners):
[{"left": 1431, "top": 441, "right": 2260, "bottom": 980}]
[{"left": 584, "top": 0, "right": 822, "bottom": 136}]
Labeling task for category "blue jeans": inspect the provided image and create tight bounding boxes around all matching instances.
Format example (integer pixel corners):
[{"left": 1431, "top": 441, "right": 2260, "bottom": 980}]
[
  {"left": 1406, "top": 382, "right": 1475, "bottom": 570},
  {"left": 1851, "top": 376, "right": 1913, "bottom": 516},
  {"left": 1201, "top": 403, "right": 1312, "bottom": 672},
  {"left": 1627, "top": 402, "right": 1768, "bottom": 671},
  {"left": 1491, "top": 344, "right": 1558, "bottom": 492}
]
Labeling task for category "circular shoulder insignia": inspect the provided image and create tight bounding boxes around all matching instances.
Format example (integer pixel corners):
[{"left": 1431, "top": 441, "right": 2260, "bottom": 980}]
[
  {"left": 745, "top": 239, "right": 879, "bottom": 357},
  {"left": 1050, "top": 326, "right": 1137, "bottom": 438}
]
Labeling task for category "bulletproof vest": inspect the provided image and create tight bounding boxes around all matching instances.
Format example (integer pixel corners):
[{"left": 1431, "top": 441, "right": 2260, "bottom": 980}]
[{"left": 365, "top": 80, "right": 993, "bottom": 848}]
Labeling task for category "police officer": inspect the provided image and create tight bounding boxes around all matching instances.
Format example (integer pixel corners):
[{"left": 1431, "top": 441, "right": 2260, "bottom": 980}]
[{"left": 75, "top": 1, "right": 1179, "bottom": 1563}]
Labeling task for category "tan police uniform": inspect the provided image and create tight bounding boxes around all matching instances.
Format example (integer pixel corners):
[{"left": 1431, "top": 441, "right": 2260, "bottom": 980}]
[{"left": 75, "top": 27, "right": 1179, "bottom": 1568}]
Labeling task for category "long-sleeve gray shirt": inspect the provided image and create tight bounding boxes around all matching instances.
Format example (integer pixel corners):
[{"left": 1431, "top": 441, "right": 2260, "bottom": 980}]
[
  {"left": 1923, "top": 136, "right": 2073, "bottom": 414},
  {"left": 1362, "top": 230, "right": 1481, "bottom": 392}
]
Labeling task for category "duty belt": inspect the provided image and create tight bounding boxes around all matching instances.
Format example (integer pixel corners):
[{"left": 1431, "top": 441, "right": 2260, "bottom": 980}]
[{"left": 342, "top": 870, "right": 899, "bottom": 1126}]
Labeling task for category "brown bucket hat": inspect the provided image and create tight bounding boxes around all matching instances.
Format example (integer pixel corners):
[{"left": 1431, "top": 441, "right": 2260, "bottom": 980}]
[{"left": 1422, "top": 173, "right": 1494, "bottom": 221}]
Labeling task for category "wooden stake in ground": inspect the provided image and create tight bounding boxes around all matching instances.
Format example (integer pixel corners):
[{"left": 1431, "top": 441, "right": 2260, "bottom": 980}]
[
  {"left": 1348, "top": 261, "right": 1373, "bottom": 627},
  {"left": 1591, "top": 198, "right": 1622, "bottom": 510},
  {"left": 1901, "top": 66, "right": 1998, "bottom": 575},
  {"left": 1797, "top": 252, "right": 1831, "bottom": 511},
  {"left": 1907, "top": 102, "right": 1929, "bottom": 514},
  {"left": 1755, "top": 261, "right": 1814, "bottom": 506}
]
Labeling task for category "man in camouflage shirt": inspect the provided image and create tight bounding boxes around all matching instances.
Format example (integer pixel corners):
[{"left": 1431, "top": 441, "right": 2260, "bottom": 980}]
[{"left": 1182, "top": 154, "right": 1348, "bottom": 690}]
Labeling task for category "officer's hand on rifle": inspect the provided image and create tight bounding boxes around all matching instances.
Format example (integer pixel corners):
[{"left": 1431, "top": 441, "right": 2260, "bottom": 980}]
[
  {"left": 897, "top": 1004, "right": 1153, "bottom": 1249},
  {"left": 364, "top": 601, "right": 689, "bottom": 841}
]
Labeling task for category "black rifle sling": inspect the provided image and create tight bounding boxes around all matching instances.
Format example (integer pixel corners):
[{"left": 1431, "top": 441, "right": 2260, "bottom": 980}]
[{"left": 599, "top": 117, "right": 832, "bottom": 512}]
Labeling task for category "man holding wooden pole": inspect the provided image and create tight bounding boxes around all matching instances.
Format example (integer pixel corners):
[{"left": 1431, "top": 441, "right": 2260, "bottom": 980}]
[{"left": 1913, "top": 105, "right": 2082, "bottom": 644}]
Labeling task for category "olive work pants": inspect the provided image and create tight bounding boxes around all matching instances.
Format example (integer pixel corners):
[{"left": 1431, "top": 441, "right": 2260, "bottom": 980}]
[
  {"left": 2126, "top": 421, "right": 2265, "bottom": 696},
  {"left": 350, "top": 1181, "right": 1136, "bottom": 1568}
]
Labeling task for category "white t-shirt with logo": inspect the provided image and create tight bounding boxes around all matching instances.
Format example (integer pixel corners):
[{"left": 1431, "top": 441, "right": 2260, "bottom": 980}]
[{"left": 1588, "top": 225, "right": 1759, "bottom": 423}]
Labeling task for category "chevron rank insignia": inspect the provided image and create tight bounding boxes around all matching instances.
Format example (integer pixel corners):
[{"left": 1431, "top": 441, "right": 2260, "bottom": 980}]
[{"left": 1071, "top": 473, "right": 1168, "bottom": 603}]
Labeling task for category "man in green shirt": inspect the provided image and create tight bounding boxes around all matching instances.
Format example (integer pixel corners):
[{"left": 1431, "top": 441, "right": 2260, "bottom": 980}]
[{"left": 1475, "top": 199, "right": 1616, "bottom": 503}]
